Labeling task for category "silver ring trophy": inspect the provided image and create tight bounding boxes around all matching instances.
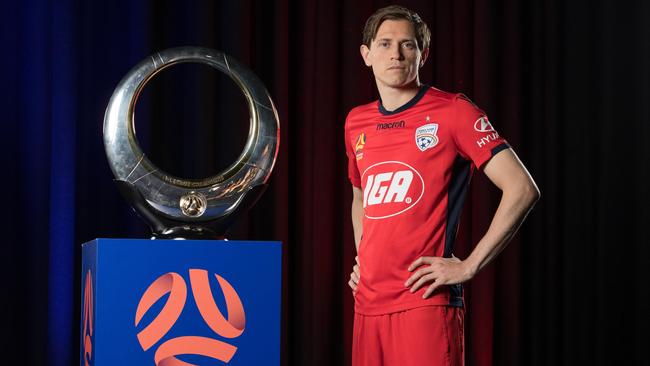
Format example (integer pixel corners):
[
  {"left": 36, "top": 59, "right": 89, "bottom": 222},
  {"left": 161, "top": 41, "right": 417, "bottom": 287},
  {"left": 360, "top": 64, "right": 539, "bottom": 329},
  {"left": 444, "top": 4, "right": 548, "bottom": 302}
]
[{"left": 103, "top": 47, "right": 279, "bottom": 239}]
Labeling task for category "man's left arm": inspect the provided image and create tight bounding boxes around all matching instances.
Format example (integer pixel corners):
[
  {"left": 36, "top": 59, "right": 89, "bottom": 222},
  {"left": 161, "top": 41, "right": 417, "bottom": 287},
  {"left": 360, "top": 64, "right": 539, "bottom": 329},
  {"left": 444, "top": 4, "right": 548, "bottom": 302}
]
[{"left": 405, "top": 148, "right": 540, "bottom": 298}]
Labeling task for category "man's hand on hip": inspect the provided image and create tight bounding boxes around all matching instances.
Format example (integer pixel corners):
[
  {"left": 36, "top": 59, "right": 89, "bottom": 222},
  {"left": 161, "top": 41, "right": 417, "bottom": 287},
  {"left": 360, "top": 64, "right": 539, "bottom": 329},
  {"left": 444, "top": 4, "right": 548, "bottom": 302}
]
[
  {"left": 404, "top": 255, "right": 476, "bottom": 299},
  {"left": 348, "top": 256, "right": 360, "bottom": 295}
]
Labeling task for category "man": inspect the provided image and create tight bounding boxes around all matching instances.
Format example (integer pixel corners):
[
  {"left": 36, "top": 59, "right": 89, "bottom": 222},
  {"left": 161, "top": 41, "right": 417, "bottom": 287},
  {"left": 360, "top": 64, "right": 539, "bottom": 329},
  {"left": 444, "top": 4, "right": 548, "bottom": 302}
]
[{"left": 345, "top": 5, "right": 540, "bottom": 366}]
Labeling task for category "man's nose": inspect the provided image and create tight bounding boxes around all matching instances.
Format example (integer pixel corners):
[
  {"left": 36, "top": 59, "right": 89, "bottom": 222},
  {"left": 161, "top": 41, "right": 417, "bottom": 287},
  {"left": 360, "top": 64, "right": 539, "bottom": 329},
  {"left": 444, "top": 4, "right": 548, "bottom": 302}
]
[{"left": 390, "top": 45, "right": 404, "bottom": 60}]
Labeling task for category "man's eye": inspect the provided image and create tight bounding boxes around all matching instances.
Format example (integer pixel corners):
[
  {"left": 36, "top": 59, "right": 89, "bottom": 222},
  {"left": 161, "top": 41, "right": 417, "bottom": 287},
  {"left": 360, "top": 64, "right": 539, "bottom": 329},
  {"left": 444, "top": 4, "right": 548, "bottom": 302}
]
[
  {"left": 402, "top": 42, "right": 415, "bottom": 49},
  {"left": 379, "top": 42, "right": 389, "bottom": 47}
]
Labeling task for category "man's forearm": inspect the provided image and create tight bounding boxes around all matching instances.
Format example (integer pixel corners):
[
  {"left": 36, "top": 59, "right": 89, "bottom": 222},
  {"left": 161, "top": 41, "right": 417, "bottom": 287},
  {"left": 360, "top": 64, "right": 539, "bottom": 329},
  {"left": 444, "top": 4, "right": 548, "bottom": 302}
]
[
  {"left": 351, "top": 187, "right": 364, "bottom": 252},
  {"left": 464, "top": 183, "right": 539, "bottom": 277},
  {"left": 351, "top": 201, "right": 363, "bottom": 252}
]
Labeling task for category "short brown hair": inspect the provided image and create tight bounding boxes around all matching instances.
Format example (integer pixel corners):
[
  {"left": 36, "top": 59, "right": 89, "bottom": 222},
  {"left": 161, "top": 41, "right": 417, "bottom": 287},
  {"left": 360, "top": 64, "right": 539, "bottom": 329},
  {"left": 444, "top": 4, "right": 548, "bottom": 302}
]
[{"left": 362, "top": 5, "right": 431, "bottom": 50}]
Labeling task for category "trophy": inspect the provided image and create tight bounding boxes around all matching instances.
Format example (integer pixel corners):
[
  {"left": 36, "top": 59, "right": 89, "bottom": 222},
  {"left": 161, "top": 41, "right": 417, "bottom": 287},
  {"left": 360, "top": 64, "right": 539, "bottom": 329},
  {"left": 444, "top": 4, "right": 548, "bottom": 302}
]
[{"left": 103, "top": 47, "right": 279, "bottom": 239}]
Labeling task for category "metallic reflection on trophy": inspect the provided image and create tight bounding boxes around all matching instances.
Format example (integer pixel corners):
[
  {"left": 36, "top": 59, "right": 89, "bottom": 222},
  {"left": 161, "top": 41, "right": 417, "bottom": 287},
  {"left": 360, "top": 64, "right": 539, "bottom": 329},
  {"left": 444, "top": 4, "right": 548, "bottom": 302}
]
[{"left": 103, "top": 47, "right": 279, "bottom": 239}]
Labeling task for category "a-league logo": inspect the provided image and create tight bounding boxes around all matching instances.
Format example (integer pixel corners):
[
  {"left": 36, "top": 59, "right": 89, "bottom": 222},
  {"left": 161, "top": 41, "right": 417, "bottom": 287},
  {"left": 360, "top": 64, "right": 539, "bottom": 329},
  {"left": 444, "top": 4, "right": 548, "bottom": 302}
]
[
  {"left": 135, "top": 269, "right": 246, "bottom": 365},
  {"left": 82, "top": 270, "right": 94, "bottom": 366}
]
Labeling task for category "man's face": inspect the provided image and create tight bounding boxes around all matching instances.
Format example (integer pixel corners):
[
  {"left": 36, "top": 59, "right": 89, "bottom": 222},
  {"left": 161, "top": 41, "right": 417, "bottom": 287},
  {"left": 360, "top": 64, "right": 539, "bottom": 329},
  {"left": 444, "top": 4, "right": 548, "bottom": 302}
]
[{"left": 361, "top": 19, "right": 428, "bottom": 89}]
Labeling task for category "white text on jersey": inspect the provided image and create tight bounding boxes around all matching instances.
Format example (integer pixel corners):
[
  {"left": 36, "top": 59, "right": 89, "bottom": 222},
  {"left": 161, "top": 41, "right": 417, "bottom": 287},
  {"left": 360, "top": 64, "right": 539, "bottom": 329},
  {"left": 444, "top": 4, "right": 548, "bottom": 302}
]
[
  {"left": 476, "top": 132, "right": 500, "bottom": 148},
  {"left": 363, "top": 171, "right": 414, "bottom": 208}
]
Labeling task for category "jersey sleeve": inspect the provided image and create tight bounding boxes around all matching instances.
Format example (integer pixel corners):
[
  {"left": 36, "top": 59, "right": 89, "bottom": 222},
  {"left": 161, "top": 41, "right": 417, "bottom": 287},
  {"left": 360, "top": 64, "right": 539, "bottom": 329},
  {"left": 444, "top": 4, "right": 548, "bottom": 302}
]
[
  {"left": 451, "top": 94, "right": 510, "bottom": 169},
  {"left": 344, "top": 116, "right": 362, "bottom": 188}
]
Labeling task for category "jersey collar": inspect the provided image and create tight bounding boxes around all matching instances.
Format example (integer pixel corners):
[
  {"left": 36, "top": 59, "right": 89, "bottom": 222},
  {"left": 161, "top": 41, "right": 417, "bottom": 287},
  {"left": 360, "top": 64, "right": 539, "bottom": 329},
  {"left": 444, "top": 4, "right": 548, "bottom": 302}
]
[{"left": 378, "top": 84, "right": 429, "bottom": 115}]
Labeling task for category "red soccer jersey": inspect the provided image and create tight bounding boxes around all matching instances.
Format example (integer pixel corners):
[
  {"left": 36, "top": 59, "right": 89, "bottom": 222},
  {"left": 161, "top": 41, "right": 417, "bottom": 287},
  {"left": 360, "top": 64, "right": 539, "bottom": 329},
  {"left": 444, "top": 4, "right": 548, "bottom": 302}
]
[{"left": 345, "top": 85, "right": 509, "bottom": 315}]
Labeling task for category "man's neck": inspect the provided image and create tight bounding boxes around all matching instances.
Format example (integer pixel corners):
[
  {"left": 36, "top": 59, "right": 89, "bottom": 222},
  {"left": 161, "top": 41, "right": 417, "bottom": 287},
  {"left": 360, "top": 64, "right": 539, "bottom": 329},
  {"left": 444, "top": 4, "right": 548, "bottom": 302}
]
[{"left": 377, "top": 80, "right": 422, "bottom": 112}]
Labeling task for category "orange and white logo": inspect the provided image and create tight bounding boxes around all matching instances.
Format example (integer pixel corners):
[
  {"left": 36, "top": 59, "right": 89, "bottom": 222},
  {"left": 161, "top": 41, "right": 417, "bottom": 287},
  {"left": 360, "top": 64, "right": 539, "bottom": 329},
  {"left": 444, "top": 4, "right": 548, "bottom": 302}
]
[
  {"left": 361, "top": 161, "right": 424, "bottom": 219},
  {"left": 135, "top": 269, "right": 246, "bottom": 365},
  {"left": 82, "top": 270, "right": 94, "bottom": 366},
  {"left": 354, "top": 133, "right": 366, "bottom": 160}
]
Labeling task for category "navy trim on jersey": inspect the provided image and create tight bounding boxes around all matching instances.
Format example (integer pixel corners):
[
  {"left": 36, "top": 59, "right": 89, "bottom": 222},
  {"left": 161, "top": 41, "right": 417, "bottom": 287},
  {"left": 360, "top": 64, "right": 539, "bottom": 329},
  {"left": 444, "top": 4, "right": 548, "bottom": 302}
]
[
  {"left": 378, "top": 84, "right": 429, "bottom": 115},
  {"left": 491, "top": 142, "right": 510, "bottom": 158},
  {"left": 444, "top": 155, "right": 473, "bottom": 307},
  {"left": 448, "top": 288, "right": 464, "bottom": 307},
  {"left": 444, "top": 155, "right": 472, "bottom": 257}
]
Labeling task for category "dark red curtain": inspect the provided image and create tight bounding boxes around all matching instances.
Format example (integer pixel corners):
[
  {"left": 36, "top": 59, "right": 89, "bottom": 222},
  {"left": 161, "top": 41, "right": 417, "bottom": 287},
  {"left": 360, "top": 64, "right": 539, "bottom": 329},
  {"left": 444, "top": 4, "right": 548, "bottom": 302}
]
[
  {"left": 251, "top": 1, "right": 647, "bottom": 365},
  {"left": 2, "top": 0, "right": 647, "bottom": 365}
]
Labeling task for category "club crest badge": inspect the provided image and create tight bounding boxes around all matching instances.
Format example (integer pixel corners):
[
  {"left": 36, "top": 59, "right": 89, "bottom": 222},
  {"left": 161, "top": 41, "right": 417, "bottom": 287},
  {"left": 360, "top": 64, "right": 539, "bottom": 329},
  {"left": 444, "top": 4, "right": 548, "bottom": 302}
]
[{"left": 415, "top": 123, "right": 439, "bottom": 151}]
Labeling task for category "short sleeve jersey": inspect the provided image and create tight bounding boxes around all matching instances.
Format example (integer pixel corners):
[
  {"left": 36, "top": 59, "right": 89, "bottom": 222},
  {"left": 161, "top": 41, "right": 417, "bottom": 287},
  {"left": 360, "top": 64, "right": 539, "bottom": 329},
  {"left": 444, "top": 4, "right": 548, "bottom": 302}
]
[{"left": 345, "top": 85, "right": 509, "bottom": 315}]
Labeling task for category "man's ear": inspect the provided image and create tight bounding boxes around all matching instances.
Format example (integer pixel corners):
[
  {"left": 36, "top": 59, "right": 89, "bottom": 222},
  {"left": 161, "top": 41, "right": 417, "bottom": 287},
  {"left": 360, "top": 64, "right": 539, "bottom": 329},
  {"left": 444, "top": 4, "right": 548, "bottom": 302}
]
[
  {"left": 360, "top": 44, "right": 372, "bottom": 67},
  {"left": 420, "top": 47, "right": 430, "bottom": 68}
]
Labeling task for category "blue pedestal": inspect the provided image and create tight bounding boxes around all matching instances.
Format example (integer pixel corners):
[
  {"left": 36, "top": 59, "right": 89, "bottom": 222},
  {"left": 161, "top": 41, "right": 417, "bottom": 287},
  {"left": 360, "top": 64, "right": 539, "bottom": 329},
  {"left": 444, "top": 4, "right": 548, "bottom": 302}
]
[{"left": 80, "top": 238, "right": 282, "bottom": 366}]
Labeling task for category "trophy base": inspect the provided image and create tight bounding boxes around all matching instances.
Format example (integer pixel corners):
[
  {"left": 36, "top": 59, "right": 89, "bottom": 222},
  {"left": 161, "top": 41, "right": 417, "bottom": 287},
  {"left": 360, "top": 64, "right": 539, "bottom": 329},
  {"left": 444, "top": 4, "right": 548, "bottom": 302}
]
[
  {"left": 114, "top": 180, "right": 267, "bottom": 240},
  {"left": 153, "top": 226, "right": 226, "bottom": 240}
]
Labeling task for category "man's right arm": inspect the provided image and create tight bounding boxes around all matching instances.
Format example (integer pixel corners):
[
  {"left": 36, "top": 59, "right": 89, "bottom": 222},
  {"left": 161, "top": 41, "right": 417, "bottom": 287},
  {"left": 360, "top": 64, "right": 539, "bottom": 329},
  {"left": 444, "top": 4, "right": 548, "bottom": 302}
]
[
  {"left": 349, "top": 186, "right": 364, "bottom": 294},
  {"left": 351, "top": 186, "right": 364, "bottom": 252}
]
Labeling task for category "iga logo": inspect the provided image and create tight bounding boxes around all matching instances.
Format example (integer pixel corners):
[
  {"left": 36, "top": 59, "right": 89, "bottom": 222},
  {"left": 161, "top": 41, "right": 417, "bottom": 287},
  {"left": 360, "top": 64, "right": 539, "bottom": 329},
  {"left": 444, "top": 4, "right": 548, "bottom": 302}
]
[
  {"left": 361, "top": 161, "right": 424, "bottom": 219},
  {"left": 135, "top": 269, "right": 246, "bottom": 365},
  {"left": 82, "top": 270, "right": 94, "bottom": 366}
]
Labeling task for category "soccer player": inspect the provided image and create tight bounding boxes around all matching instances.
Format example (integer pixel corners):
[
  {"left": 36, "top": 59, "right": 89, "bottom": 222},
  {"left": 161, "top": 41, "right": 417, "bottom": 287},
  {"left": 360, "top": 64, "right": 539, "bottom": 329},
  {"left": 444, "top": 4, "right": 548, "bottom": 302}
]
[{"left": 345, "top": 5, "right": 540, "bottom": 366}]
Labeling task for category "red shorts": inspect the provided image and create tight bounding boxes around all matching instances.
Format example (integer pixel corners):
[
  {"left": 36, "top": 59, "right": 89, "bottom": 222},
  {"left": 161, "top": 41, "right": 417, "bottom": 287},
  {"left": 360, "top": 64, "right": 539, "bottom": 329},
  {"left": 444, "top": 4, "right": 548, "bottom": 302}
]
[{"left": 352, "top": 306, "right": 465, "bottom": 366}]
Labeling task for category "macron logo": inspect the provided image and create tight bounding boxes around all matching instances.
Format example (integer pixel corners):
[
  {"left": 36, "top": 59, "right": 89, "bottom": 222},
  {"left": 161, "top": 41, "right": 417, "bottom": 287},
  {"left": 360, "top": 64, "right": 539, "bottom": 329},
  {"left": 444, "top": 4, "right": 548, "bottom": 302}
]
[{"left": 361, "top": 161, "right": 424, "bottom": 219}]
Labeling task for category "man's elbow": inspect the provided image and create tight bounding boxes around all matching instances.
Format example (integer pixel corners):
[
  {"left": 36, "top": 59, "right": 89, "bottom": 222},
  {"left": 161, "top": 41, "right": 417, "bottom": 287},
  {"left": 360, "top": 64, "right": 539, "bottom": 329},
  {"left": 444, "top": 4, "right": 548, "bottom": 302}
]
[
  {"left": 522, "top": 180, "right": 541, "bottom": 207},
  {"left": 504, "top": 177, "right": 540, "bottom": 208}
]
